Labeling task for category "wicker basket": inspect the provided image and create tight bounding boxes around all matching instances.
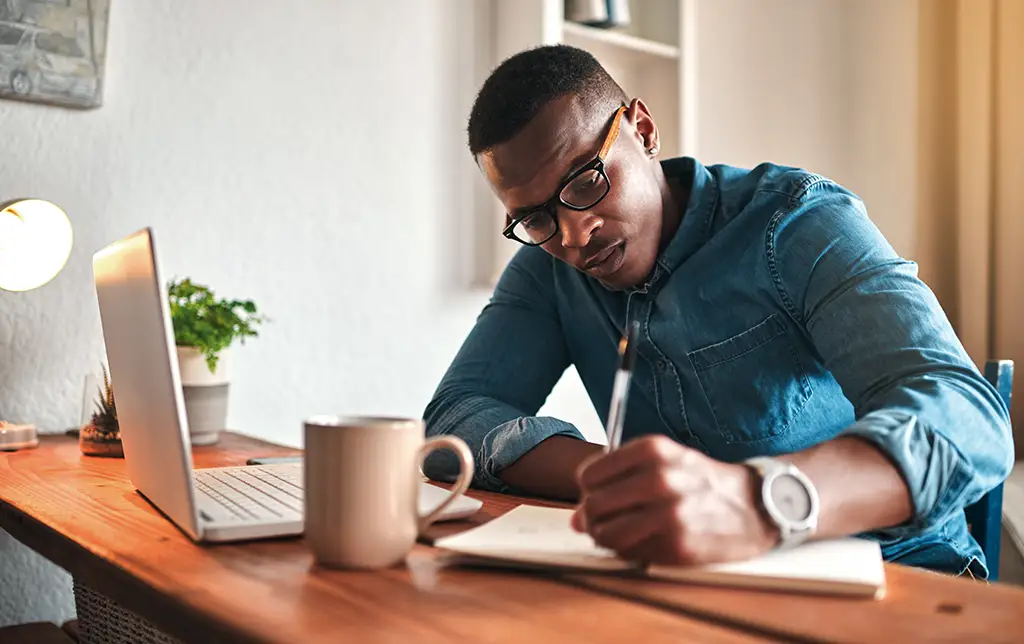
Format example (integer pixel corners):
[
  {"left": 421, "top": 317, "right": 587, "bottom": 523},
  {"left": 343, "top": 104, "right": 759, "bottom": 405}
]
[{"left": 73, "top": 579, "right": 183, "bottom": 644}]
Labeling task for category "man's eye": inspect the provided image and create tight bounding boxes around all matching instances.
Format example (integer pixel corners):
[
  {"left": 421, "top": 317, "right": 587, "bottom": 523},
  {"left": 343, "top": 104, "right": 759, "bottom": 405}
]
[
  {"left": 521, "top": 214, "right": 545, "bottom": 230},
  {"left": 569, "top": 170, "right": 603, "bottom": 194}
]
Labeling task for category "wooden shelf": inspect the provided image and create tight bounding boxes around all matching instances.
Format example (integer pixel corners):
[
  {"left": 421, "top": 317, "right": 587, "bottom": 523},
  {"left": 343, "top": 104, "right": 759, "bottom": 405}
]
[{"left": 562, "top": 21, "right": 679, "bottom": 64}]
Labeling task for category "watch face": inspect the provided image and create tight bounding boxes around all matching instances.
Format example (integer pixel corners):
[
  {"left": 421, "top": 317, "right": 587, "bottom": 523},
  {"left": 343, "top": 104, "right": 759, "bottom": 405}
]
[{"left": 770, "top": 473, "right": 813, "bottom": 522}]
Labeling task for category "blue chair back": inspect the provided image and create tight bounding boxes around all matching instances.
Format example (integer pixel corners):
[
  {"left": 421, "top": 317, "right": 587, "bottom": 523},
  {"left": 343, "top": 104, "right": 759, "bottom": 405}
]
[{"left": 964, "top": 359, "right": 1014, "bottom": 581}]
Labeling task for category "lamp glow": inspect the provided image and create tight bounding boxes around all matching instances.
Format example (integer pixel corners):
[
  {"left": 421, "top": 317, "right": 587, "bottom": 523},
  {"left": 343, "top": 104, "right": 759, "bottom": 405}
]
[{"left": 0, "top": 199, "right": 73, "bottom": 292}]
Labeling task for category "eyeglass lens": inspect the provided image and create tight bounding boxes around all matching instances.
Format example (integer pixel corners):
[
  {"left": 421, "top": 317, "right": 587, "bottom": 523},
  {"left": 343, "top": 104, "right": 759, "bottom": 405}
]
[{"left": 511, "top": 169, "right": 610, "bottom": 244}]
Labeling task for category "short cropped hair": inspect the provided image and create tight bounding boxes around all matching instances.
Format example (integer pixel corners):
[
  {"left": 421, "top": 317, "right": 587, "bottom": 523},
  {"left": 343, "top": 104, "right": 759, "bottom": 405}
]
[{"left": 467, "top": 44, "right": 627, "bottom": 155}]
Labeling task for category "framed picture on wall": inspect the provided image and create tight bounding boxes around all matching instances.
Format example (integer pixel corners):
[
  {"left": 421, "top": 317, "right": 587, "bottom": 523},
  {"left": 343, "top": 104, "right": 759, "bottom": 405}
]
[{"left": 0, "top": 0, "right": 111, "bottom": 109}]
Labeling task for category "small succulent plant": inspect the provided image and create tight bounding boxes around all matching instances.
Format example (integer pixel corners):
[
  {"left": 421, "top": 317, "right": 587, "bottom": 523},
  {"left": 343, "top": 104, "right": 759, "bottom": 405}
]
[{"left": 90, "top": 365, "right": 118, "bottom": 437}]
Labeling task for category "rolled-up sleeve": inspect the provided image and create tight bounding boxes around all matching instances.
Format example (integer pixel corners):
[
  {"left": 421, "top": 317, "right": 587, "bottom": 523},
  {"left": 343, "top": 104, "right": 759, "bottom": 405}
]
[
  {"left": 770, "top": 183, "right": 1014, "bottom": 536},
  {"left": 423, "top": 247, "right": 585, "bottom": 492}
]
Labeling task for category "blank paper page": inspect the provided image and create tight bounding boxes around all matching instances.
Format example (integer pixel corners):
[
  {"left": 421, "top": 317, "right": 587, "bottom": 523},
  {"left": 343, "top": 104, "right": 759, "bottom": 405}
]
[
  {"left": 435, "top": 505, "right": 886, "bottom": 597},
  {"left": 435, "top": 505, "right": 632, "bottom": 570}
]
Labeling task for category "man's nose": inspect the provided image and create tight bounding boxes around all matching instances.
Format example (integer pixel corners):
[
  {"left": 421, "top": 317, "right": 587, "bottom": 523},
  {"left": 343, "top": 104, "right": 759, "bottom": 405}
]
[{"left": 559, "top": 208, "right": 602, "bottom": 249}]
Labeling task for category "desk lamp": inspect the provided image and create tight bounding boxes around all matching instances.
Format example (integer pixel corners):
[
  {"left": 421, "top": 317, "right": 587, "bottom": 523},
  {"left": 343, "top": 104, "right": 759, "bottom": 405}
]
[{"left": 0, "top": 198, "right": 73, "bottom": 451}]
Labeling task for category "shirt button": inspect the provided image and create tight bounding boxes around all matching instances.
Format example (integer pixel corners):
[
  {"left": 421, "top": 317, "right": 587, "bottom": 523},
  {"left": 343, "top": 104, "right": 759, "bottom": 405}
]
[{"left": 656, "top": 359, "right": 667, "bottom": 372}]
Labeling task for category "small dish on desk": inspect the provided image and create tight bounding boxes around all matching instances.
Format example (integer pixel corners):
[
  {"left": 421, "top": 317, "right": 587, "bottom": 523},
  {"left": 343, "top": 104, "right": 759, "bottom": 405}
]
[{"left": 0, "top": 421, "right": 38, "bottom": 451}]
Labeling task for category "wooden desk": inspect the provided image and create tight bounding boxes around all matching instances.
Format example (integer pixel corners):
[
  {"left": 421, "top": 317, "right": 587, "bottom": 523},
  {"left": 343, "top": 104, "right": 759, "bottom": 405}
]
[
  {"left": 1, "top": 433, "right": 1023, "bottom": 643},
  {"left": 0, "top": 433, "right": 757, "bottom": 643}
]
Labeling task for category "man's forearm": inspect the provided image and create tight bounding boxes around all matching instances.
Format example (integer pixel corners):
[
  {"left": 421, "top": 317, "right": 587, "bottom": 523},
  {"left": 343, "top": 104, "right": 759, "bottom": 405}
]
[
  {"left": 787, "top": 436, "right": 913, "bottom": 539},
  {"left": 499, "top": 432, "right": 914, "bottom": 534},
  {"left": 498, "top": 436, "right": 605, "bottom": 501}
]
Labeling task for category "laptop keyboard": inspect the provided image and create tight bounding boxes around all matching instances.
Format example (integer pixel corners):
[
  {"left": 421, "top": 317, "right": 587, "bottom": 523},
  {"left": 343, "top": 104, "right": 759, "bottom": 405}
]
[
  {"left": 193, "top": 463, "right": 481, "bottom": 526},
  {"left": 194, "top": 465, "right": 303, "bottom": 523}
]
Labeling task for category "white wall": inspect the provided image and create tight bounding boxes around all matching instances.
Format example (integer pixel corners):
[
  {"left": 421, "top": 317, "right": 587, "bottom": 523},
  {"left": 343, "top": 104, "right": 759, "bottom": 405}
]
[
  {"left": 0, "top": 0, "right": 600, "bottom": 625},
  {"left": 0, "top": 531, "right": 73, "bottom": 629},
  {"left": 2, "top": 0, "right": 475, "bottom": 441},
  {"left": 694, "top": 0, "right": 918, "bottom": 257}
]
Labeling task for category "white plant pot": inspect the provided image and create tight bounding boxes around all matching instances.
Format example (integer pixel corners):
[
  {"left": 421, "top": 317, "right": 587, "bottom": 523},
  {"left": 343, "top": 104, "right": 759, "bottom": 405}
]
[{"left": 176, "top": 346, "right": 230, "bottom": 446}]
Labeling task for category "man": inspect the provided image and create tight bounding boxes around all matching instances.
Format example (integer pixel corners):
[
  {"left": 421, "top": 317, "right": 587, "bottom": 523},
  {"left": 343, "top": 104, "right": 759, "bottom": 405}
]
[{"left": 423, "top": 45, "right": 1013, "bottom": 577}]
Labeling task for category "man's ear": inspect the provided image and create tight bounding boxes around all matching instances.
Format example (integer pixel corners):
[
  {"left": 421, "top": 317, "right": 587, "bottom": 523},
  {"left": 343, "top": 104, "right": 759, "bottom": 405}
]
[{"left": 626, "top": 98, "right": 660, "bottom": 156}]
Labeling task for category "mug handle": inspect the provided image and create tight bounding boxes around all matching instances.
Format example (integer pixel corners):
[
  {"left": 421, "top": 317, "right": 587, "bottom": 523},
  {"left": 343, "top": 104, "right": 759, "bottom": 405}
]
[{"left": 416, "top": 435, "right": 474, "bottom": 532}]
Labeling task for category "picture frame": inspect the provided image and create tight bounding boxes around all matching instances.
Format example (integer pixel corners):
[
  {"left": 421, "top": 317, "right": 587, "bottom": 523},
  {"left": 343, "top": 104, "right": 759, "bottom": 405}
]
[{"left": 0, "top": 0, "right": 111, "bottom": 109}]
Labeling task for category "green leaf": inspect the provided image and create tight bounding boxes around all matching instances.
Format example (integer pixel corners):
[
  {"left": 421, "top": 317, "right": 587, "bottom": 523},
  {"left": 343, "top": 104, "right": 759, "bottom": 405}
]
[{"left": 167, "top": 277, "right": 266, "bottom": 370}]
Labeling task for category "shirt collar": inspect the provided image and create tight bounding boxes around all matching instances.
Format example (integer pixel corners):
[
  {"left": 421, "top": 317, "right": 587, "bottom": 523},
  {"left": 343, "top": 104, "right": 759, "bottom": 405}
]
[{"left": 656, "top": 156, "right": 718, "bottom": 275}]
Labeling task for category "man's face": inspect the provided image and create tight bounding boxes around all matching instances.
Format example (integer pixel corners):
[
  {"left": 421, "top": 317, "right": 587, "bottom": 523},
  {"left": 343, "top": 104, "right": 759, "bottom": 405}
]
[{"left": 479, "top": 95, "right": 665, "bottom": 290}]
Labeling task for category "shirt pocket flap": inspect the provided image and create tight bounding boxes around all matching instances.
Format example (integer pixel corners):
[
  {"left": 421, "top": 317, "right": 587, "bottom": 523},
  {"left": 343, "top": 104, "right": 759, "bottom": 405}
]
[
  {"left": 689, "top": 314, "right": 787, "bottom": 372},
  {"left": 686, "top": 314, "right": 813, "bottom": 445}
]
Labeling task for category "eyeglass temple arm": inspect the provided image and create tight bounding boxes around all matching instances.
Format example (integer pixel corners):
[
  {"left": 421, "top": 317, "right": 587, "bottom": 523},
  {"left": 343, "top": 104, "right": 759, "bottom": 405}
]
[{"left": 598, "top": 105, "right": 627, "bottom": 161}]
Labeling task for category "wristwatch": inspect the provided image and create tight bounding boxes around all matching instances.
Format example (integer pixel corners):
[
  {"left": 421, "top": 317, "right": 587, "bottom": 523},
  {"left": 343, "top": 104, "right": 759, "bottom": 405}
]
[{"left": 745, "top": 457, "right": 820, "bottom": 549}]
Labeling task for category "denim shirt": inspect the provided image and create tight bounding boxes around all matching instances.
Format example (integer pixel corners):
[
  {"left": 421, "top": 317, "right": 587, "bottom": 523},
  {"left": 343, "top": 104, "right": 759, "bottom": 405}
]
[{"left": 424, "top": 157, "right": 1013, "bottom": 578}]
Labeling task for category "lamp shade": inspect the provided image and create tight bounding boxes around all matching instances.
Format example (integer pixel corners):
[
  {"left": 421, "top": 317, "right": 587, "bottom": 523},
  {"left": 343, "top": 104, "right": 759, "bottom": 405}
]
[{"left": 0, "top": 199, "right": 73, "bottom": 292}]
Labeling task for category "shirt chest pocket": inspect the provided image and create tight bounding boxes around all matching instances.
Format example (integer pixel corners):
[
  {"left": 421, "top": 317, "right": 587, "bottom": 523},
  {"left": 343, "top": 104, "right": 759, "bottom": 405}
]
[{"left": 686, "top": 314, "right": 812, "bottom": 444}]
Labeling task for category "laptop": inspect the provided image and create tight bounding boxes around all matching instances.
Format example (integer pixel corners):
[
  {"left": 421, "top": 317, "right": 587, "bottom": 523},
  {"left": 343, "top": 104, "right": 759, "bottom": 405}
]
[{"left": 92, "top": 227, "right": 482, "bottom": 543}]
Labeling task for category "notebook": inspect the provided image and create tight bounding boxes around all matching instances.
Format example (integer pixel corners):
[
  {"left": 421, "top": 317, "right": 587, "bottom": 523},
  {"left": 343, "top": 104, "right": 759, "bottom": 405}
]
[{"left": 434, "top": 505, "right": 886, "bottom": 599}]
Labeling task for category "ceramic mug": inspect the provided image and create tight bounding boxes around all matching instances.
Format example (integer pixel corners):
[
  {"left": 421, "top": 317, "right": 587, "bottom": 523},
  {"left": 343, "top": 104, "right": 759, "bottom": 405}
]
[{"left": 303, "top": 415, "right": 473, "bottom": 569}]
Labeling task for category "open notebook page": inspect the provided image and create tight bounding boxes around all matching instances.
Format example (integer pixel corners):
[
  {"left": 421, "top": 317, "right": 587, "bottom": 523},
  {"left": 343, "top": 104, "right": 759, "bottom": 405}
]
[{"left": 434, "top": 505, "right": 886, "bottom": 599}]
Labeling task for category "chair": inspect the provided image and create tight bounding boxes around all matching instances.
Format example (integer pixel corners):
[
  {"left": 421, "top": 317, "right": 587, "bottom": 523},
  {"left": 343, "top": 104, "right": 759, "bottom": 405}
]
[{"left": 964, "top": 359, "right": 1014, "bottom": 582}]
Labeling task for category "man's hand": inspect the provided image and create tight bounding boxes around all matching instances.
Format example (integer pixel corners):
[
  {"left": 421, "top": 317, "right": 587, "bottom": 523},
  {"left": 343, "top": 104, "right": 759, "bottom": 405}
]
[{"left": 571, "top": 436, "right": 779, "bottom": 565}]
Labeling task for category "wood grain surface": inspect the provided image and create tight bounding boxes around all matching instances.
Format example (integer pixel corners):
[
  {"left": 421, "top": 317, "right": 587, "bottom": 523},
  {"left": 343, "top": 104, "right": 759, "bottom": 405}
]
[{"left": 0, "top": 434, "right": 761, "bottom": 643}]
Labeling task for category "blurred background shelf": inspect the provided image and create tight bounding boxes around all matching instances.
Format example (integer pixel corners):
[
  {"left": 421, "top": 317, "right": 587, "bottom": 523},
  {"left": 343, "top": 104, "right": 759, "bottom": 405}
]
[{"left": 562, "top": 21, "right": 680, "bottom": 63}]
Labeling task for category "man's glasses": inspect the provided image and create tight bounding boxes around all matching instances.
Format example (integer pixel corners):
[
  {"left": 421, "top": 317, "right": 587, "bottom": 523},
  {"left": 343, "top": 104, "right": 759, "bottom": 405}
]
[{"left": 502, "top": 105, "right": 626, "bottom": 246}]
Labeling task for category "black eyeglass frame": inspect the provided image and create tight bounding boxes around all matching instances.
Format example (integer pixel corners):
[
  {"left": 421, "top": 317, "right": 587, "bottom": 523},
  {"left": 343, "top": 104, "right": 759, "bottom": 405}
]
[{"left": 501, "top": 105, "right": 626, "bottom": 247}]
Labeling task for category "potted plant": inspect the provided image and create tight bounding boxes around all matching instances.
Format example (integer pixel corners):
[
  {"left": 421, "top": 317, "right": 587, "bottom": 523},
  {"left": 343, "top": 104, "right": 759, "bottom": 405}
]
[
  {"left": 168, "top": 278, "right": 265, "bottom": 446},
  {"left": 80, "top": 365, "right": 123, "bottom": 457}
]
